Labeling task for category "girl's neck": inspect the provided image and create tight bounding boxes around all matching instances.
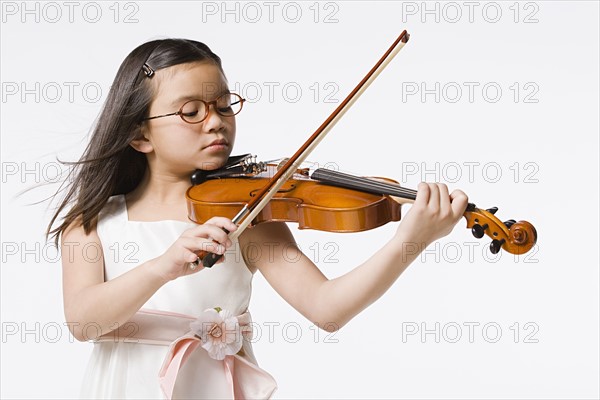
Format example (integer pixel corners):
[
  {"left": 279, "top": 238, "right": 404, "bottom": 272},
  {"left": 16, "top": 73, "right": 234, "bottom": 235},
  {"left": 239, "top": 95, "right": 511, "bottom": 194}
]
[{"left": 125, "top": 169, "right": 192, "bottom": 221}]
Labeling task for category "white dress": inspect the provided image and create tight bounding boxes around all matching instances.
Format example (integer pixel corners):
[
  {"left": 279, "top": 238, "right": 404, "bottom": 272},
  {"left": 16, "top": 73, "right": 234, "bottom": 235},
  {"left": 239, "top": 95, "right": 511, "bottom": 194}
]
[{"left": 80, "top": 195, "right": 275, "bottom": 399}]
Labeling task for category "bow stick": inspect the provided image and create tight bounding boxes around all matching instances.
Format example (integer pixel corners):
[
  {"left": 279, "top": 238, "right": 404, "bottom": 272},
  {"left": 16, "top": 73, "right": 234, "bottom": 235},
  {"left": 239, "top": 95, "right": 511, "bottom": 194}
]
[{"left": 201, "top": 30, "right": 410, "bottom": 268}]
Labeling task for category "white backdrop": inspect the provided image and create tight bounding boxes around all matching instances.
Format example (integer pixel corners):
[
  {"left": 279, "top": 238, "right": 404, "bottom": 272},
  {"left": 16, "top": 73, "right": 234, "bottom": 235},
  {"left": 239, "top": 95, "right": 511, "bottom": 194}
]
[{"left": 1, "top": 1, "right": 598, "bottom": 398}]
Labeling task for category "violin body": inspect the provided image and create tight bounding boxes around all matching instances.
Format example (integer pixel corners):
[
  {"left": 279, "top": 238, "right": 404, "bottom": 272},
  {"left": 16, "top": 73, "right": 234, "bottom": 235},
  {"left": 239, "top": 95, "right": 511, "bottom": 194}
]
[{"left": 187, "top": 165, "right": 403, "bottom": 233}]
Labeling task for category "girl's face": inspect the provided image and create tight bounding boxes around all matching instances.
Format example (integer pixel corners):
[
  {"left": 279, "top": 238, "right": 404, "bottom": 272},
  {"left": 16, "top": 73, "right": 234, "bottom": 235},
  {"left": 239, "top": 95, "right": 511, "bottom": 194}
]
[{"left": 138, "top": 61, "right": 236, "bottom": 176}]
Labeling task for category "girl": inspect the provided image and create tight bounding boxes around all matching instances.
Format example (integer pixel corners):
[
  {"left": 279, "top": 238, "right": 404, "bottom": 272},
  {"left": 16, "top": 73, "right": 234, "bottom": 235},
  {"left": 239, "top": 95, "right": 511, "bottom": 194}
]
[{"left": 48, "top": 39, "right": 468, "bottom": 399}]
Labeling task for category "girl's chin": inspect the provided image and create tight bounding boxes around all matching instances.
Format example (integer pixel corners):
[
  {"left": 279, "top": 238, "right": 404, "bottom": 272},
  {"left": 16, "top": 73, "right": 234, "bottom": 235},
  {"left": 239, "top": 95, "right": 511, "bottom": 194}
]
[{"left": 194, "top": 153, "right": 231, "bottom": 171}]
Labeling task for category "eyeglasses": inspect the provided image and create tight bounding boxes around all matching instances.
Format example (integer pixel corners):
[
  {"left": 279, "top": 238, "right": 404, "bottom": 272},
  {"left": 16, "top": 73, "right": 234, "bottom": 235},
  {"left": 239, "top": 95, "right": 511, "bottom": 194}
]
[{"left": 144, "top": 93, "right": 245, "bottom": 124}]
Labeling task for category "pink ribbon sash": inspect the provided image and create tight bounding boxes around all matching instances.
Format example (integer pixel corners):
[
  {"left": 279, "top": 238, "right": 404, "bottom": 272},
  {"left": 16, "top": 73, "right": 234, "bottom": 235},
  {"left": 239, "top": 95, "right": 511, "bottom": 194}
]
[{"left": 95, "top": 309, "right": 277, "bottom": 399}]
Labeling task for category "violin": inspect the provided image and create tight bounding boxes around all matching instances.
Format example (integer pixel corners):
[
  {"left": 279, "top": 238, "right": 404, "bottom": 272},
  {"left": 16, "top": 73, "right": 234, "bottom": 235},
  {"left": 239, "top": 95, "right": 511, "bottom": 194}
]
[
  {"left": 186, "top": 155, "right": 537, "bottom": 256},
  {"left": 187, "top": 30, "right": 537, "bottom": 268}
]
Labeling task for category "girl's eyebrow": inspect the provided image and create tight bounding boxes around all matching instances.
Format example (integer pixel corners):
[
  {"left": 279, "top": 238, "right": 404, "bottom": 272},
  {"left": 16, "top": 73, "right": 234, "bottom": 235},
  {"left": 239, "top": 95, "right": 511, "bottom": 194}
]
[
  {"left": 169, "top": 95, "right": 196, "bottom": 108},
  {"left": 169, "top": 90, "right": 231, "bottom": 107}
]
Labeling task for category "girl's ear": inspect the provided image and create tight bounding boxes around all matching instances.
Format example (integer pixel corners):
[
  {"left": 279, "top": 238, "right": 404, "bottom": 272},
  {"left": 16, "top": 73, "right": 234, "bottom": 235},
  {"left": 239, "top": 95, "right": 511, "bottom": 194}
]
[{"left": 129, "top": 124, "right": 154, "bottom": 154}]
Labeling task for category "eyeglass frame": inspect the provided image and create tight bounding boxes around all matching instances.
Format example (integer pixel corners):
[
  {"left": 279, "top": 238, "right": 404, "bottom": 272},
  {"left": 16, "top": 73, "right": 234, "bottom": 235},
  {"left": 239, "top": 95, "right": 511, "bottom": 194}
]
[{"left": 143, "top": 93, "right": 246, "bottom": 124}]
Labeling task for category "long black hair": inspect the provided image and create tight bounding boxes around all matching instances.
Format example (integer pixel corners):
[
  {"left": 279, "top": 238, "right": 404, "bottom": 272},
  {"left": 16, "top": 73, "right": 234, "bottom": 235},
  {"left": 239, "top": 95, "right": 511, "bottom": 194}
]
[{"left": 47, "top": 39, "right": 223, "bottom": 245}]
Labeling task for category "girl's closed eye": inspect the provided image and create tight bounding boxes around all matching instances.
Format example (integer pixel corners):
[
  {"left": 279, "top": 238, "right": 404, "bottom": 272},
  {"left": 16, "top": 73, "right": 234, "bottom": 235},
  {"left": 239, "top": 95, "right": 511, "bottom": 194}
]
[
  {"left": 217, "top": 105, "right": 233, "bottom": 114},
  {"left": 180, "top": 101, "right": 200, "bottom": 118}
]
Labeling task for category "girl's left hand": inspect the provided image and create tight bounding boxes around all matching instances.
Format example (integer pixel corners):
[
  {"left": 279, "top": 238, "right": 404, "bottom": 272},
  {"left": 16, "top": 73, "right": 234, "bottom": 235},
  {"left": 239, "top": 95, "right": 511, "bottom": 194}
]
[{"left": 394, "top": 182, "right": 469, "bottom": 247}]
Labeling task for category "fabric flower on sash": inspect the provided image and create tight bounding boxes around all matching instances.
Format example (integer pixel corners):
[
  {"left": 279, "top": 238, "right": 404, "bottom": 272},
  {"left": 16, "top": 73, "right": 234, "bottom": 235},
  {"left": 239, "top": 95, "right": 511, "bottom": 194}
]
[{"left": 190, "top": 307, "right": 246, "bottom": 360}]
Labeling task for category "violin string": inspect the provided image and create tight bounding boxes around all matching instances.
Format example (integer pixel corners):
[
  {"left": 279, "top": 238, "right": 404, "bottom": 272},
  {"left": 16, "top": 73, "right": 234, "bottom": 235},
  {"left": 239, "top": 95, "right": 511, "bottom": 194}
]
[
  {"left": 313, "top": 169, "right": 412, "bottom": 196},
  {"left": 311, "top": 168, "right": 417, "bottom": 199},
  {"left": 336, "top": 174, "right": 415, "bottom": 197}
]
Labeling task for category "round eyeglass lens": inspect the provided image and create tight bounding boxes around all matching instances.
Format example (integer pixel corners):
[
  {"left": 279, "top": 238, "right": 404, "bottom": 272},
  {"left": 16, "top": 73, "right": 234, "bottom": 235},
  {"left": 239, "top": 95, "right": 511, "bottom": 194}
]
[{"left": 216, "top": 93, "right": 243, "bottom": 116}]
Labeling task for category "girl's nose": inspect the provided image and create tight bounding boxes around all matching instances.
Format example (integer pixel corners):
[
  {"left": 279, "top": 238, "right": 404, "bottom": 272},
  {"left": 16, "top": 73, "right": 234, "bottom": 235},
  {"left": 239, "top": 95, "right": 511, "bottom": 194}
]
[{"left": 202, "top": 104, "right": 226, "bottom": 132}]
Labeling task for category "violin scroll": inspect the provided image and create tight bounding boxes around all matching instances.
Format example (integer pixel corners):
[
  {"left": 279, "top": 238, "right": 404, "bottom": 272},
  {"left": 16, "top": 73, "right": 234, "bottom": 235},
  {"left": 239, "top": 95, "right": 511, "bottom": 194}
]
[{"left": 464, "top": 205, "right": 537, "bottom": 255}]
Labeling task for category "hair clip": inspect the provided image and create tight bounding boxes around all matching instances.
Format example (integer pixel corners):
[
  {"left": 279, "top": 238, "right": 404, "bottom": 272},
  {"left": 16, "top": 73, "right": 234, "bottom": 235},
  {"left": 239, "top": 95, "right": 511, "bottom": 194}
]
[{"left": 142, "top": 63, "right": 155, "bottom": 78}]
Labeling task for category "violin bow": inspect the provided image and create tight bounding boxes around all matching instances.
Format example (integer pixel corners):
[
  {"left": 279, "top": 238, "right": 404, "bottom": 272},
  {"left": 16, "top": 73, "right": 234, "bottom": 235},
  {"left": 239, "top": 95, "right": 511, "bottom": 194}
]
[{"left": 200, "top": 30, "right": 410, "bottom": 268}]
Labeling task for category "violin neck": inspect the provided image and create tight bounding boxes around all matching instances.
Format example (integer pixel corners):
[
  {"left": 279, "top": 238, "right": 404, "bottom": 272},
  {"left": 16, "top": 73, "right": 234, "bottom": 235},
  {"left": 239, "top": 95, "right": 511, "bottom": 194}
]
[
  {"left": 310, "top": 168, "right": 417, "bottom": 204},
  {"left": 310, "top": 168, "right": 479, "bottom": 210}
]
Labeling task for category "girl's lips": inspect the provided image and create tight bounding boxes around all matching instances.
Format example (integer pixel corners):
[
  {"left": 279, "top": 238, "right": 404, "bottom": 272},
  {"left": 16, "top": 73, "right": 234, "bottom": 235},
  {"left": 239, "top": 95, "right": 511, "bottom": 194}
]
[
  {"left": 204, "top": 144, "right": 228, "bottom": 151},
  {"left": 203, "top": 139, "right": 229, "bottom": 150}
]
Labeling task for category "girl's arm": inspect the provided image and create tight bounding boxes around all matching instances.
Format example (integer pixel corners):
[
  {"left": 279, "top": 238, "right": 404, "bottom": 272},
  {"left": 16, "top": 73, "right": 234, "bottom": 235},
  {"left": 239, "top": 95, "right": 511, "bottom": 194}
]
[
  {"left": 240, "top": 183, "right": 468, "bottom": 331},
  {"left": 61, "top": 217, "right": 237, "bottom": 341},
  {"left": 62, "top": 223, "right": 167, "bottom": 341}
]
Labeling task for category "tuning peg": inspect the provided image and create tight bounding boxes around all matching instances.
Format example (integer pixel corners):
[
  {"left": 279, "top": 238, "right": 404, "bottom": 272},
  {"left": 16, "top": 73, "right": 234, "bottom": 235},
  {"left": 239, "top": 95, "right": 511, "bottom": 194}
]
[
  {"left": 486, "top": 207, "right": 498, "bottom": 215},
  {"left": 504, "top": 219, "right": 516, "bottom": 229},
  {"left": 490, "top": 238, "right": 506, "bottom": 254},
  {"left": 471, "top": 223, "right": 489, "bottom": 239}
]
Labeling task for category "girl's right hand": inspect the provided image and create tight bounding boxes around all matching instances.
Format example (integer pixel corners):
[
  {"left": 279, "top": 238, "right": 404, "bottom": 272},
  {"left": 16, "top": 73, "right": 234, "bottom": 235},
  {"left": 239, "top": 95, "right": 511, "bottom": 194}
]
[{"left": 153, "top": 217, "right": 238, "bottom": 282}]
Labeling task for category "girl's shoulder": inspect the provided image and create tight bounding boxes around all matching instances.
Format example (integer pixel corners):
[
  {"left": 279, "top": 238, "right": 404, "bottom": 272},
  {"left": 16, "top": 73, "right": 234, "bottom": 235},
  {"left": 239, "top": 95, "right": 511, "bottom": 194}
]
[
  {"left": 61, "top": 196, "right": 124, "bottom": 245},
  {"left": 98, "top": 194, "right": 127, "bottom": 222},
  {"left": 96, "top": 194, "right": 128, "bottom": 237}
]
